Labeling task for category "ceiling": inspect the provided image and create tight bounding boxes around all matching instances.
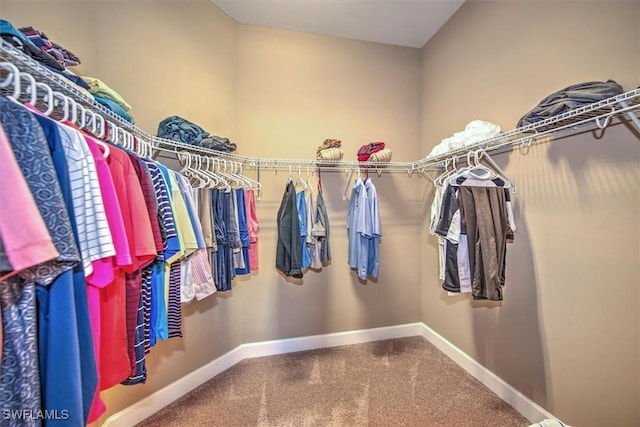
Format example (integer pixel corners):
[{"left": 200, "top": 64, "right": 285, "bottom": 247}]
[{"left": 209, "top": 0, "right": 465, "bottom": 49}]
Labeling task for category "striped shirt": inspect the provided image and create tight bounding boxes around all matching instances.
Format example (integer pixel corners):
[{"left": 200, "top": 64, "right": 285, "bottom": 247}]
[
  {"left": 56, "top": 122, "right": 116, "bottom": 277},
  {"left": 167, "top": 261, "right": 183, "bottom": 338},
  {"left": 121, "top": 266, "right": 152, "bottom": 385},
  {"left": 140, "top": 159, "right": 178, "bottom": 252}
]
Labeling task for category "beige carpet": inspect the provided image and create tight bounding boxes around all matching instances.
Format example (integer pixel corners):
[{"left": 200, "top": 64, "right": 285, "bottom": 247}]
[{"left": 136, "top": 336, "right": 531, "bottom": 427}]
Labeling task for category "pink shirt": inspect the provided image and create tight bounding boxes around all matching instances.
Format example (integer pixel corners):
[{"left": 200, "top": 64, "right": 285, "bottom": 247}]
[
  {"left": 244, "top": 189, "right": 259, "bottom": 271},
  {"left": 83, "top": 134, "right": 133, "bottom": 423},
  {"left": 0, "top": 124, "right": 59, "bottom": 275}
]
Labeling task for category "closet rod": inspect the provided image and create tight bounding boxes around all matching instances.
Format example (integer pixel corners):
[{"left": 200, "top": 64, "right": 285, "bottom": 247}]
[{"left": 2, "top": 40, "right": 639, "bottom": 175}]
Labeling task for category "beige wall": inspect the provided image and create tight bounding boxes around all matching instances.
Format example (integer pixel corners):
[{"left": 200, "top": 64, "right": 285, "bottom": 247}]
[
  {"left": 1, "top": 0, "right": 237, "bottom": 138},
  {"left": 420, "top": 2, "right": 640, "bottom": 427},
  {"left": 233, "top": 24, "right": 424, "bottom": 346}
]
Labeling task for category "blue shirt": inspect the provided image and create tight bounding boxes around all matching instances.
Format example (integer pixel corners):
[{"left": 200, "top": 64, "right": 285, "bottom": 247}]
[{"left": 296, "top": 191, "right": 312, "bottom": 270}]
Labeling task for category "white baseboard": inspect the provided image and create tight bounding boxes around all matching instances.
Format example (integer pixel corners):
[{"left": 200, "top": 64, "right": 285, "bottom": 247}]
[
  {"left": 105, "top": 322, "right": 559, "bottom": 426},
  {"left": 418, "top": 323, "right": 560, "bottom": 424},
  {"left": 103, "top": 322, "right": 423, "bottom": 427}
]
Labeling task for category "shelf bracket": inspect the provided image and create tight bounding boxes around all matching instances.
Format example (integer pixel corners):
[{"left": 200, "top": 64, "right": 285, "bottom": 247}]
[{"left": 617, "top": 100, "right": 640, "bottom": 133}]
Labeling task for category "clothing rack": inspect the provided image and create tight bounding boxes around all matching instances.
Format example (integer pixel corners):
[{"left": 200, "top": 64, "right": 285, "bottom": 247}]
[{"left": 2, "top": 40, "right": 639, "bottom": 178}]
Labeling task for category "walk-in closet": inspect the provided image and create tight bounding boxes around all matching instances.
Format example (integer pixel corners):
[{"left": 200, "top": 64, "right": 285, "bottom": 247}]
[{"left": 0, "top": 1, "right": 638, "bottom": 426}]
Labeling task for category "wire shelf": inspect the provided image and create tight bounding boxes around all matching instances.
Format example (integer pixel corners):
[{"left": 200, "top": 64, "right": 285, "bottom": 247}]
[{"left": 1, "top": 40, "right": 639, "bottom": 177}]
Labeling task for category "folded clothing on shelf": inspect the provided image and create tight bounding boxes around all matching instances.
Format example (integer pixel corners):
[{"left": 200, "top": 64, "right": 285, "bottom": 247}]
[
  {"left": 1, "top": 20, "right": 90, "bottom": 91},
  {"left": 316, "top": 138, "right": 343, "bottom": 163},
  {"left": 517, "top": 79, "right": 624, "bottom": 128},
  {"left": 157, "top": 115, "right": 236, "bottom": 152},
  {"left": 19, "top": 25, "right": 81, "bottom": 67},
  {"left": 367, "top": 148, "right": 392, "bottom": 163},
  {"left": 357, "top": 142, "right": 386, "bottom": 161},
  {"left": 427, "top": 120, "right": 501, "bottom": 159},
  {"left": 317, "top": 147, "right": 344, "bottom": 161},
  {"left": 93, "top": 94, "right": 135, "bottom": 124},
  {"left": 316, "top": 138, "right": 342, "bottom": 156},
  {"left": 81, "top": 76, "right": 132, "bottom": 112},
  {"left": 201, "top": 135, "right": 237, "bottom": 152}
]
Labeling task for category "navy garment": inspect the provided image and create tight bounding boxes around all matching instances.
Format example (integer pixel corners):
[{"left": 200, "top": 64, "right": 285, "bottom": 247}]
[
  {"left": 121, "top": 267, "right": 151, "bottom": 385},
  {"left": 234, "top": 190, "right": 251, "bottom": 275},
  {"left": 275, "top": 181, "right": 303, "bottom": 278},
  {"left": 212, "top": 190, "right": 233, "bottom": 291},
  {"left": 33, "top": 106, "right": 98, "bottom": 426}
]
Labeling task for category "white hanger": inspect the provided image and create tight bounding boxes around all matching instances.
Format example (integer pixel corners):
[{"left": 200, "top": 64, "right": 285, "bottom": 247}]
[
  {"left": 478, "top": 151, "right": 517, "bottom": 192},
  {"left": 238, "top": 163, "right": 262, "bottom": 192},
  {"left": 19, "top": 72, "right": 37, "bottom": 105},
  {"left": 295, "top": 165, "right": 308, "bottom": 191},
  {"left": 178, "top": 152, "right": 204, "bottom": 188},
  {"left": 76, "top": 104, "right": 87, "bottom": 128},
  {"left": 213, "top": 158, "right": 232, "bottom": 192},
  {"left": 305, "top": 166, "right": 314, "bottom": 193},
  {"left": 0, "top": 62, "right": 20, "bottom": 93},
  {"left": 221, "top": 159, "right": 243, "bottom": 189},
  {"left": 0, "top": 62, "right": 21, "bottom": 100},
  {"left": 448, "top": 150, "right": 513, "bottom": 189},
  {"left": 190, "top": 155, "right": 211, "bottom": 188},
  {"left": 230, "top": 161, "right": 252, "bottom": 190},
  {"left": 35, "top": 82, "right": 54, "bottom": 116},
  {"left": 84, "top": 110, "right": 111, "bottom": 158},
  {"left": 67, "top": 96, "right": 78, "bottom": 125},
  {"left": 51, "top": 91, "right": 69, "bottom": 120}
]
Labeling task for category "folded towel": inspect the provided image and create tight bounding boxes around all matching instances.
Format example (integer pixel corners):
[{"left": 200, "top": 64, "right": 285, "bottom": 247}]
[
  {"left": 367, "top": 148, "right": 392, "bottom": 163},
  {"left": 317, "top": 147, "right": 344, "bottom": 161}
]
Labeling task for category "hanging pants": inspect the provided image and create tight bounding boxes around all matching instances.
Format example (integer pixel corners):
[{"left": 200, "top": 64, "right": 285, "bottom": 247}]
[{"left": 458, "top": 186, "right": 509, "bottom": 301}]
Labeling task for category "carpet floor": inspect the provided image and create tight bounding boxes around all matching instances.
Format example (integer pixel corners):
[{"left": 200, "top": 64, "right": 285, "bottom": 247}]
[{"left": 136, "top": 336, "right": 531, "bottom": 427}]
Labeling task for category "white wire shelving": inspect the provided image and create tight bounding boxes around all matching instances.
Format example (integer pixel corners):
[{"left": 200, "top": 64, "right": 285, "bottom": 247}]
[{"left": 1, "top": 40, "right": 639, "bottom": 177}]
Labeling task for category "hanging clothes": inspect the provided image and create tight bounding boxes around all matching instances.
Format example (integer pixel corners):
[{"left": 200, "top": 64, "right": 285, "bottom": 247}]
[
  {"left": 296, "top": 190, "right": 313, "bottom": 271},
  {"left": 312, "top": 187, "right": 331, "bottom": 266},
  {"left": 435, "top": 171, "right": 515, "bottom": 301},
  {"left": 435, "top": 184, "right": 466, "bottom": 294},
  {"left": 347, "top": 178, "right": 366, "bottom": 271},
  {"left": 0, "top": 95, "right": 98, "bottom": 427},
  {"left": 244, "top": 189, "right": 259, "bottom": 271},
  {"left": 347, "top": 178, "right": 381, "bottom": 280},
  {"left": 234, "top": 189, "right": 252, "bottom": 275},
  {"left": 0, "top": 124, "right": 59, "bottom": 280},
  {"left": 457, "top": 185, "right": 510, "bottom": 301},
  {"left": 362, "top": 179, "right": 382, "bottom": 280},
  {"left": 306, "top": 187, "right": 322, "bottom": 269},
  {"left": 276, "top": 181, "right": 303, "bottom": 278},
  {"left": 213, "top": 189, "right": 234, "bottom": 291},
  {"left": 0, "top": 108, "right": 82, "bottom": 425}
]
